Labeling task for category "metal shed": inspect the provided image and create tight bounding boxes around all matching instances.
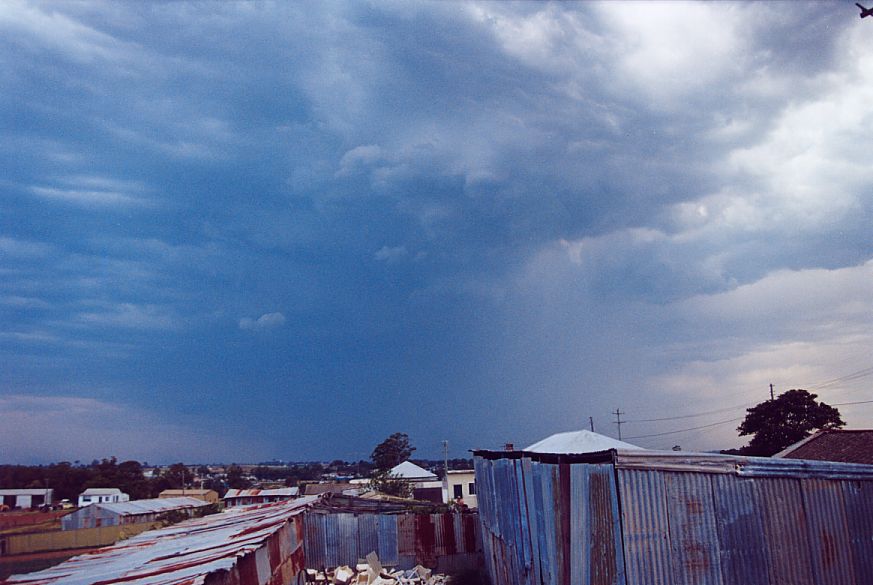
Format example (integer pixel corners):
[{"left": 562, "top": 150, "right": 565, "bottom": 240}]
[
  {"left": 61, "top": 496, "right": 209, "bottom": 530},
  {"left": 473, "top": 448, "right": 873, "bottom": 585}
]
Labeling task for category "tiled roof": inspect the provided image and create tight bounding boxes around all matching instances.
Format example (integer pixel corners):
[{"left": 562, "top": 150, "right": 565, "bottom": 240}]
[{"left": 776, "top": 429, "right": 873, "bottom": 464}]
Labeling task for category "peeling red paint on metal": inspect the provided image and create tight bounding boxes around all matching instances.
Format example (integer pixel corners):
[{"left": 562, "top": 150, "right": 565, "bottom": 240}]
[
  {"left": 441, "top": 514, "right": 457, "bottom": 555},
  {"left": 89, "top": 549, "right": 242, "bottom": 585},
  {"left": 414, "top": 514, "right": 436, "bottom": 567},
  {"left": 268, "top": 532, "right": 281, "bottom": 572},
  {"left": 233, "top": 517, "right": 286, "bottom": 538},
  {"left": 236, "top": 552, "right": 259, "bottom": 585}
]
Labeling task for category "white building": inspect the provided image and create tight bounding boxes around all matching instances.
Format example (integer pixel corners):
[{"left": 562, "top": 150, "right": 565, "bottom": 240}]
[
  {"left": 78, "top": 488, "right": 130, "bottom": 507},
  {"left": 524, "top": 429, "right": 643, "bottom": 453},
  {"left": 445, "top": 470, "right": 477, "bottom": 509},
  {"left": 0, "top": 489, "right": 54, "bottom": 509}
]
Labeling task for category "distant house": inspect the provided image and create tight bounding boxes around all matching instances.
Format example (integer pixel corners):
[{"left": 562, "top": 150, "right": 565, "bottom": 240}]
[
  {"left": 445, "top": 470, "right": 477, "bottom": 508},
  {"left": 159, "top": 489, "right": 219, "bottom": 504},
  {"left": 384, "top": 461, "right": 443, "bottom": 503},
  {"left": 78, "top": 488, "right": 129, "bottom": 507},
  {"left": 0, "top": 489, "right": 53, "bottom": 509},
  {"left": 62, "top": 497, "right": 208, "bottom": 530},
  {"left": 302, "top": 483, "right": 356, "bottom": 496},
  {"left": 775, "top": 429, "right": 873, "bottom": 464},
  {"left": 222, "top": 488, "right": 298, "bottom": 508}
]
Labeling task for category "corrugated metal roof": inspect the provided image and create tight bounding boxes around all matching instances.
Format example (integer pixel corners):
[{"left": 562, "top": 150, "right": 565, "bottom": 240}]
[
  {"left": 224, "top": 488, "right": 298, "bottom": 498},
  {"left": 390, "top": 461, "right": 438, "bottom": 480},
  {"left": 525, "top": 429, "right": 643, "bottom": 453},
  {"left": 80, "top": 488, "right": 125, "bottom": 496},
  {"left": 5, "top": 496, "right": 319, "bottom": 585},
  {"left": 96, "top": 496, "right": 208, "bottom": 516}
]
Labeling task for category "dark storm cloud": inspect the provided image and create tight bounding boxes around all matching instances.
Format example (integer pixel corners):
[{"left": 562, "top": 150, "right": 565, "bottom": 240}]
[{"left": 2, "top": 1, "right": 872, "bottom": 461}]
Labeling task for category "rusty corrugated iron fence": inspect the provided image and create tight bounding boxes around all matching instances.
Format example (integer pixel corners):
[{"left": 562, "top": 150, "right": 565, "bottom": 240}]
[
  {"left": 303, "top": 511, "right": 481, "bottom": 573},
  {"left": 474, "top": 449, "right": 873, "bottom": 585}
]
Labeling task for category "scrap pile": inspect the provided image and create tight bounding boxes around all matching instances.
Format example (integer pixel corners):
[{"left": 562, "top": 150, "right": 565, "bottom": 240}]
[{"left": 306, "top": 552, "right": 450, "bottom": 585}]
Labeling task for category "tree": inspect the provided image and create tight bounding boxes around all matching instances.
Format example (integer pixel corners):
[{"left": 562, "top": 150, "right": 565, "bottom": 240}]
[
  {"left": 371, "top": 432, "right": 415, "bottom": 471},
  {"left": 226, "top": 464, "right": 251, "bottom": 489},
  {"left": 737, "top": 389, "right": 844, "bottom": 456},
  {"left": 369, "top": 470, "right": 412, "bottom": 498}
]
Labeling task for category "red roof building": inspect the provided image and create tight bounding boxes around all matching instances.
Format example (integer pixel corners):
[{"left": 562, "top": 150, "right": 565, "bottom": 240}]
[{"left": 775, "top": 429, "right": 873, "bottom": 464}]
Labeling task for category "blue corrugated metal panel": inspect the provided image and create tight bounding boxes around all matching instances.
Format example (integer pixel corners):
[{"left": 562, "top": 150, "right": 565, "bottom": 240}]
[
  {"left": 757, "top": 477, "right": 815, "bottom": 585},
  {"left": 497, "top": 458, "right": 524, "bottom": 582},
  {"left": 322, "top": 514, "right": 341, "bottom": 568},
  {"left": 537, "top": 461, "right": 559, "bottom": 585},
  {"left": 802, "top": 478, "right": 854, "bottom": 585},
  {"left": 663, "top": 471, "right": 722, "bottom": 585},
  {"left": 617, "top": 468, "right": 672, "bottom": 585},
  {"left": 305, "top": 514, "right": 327, "bottom": 569},
  {"left": 357, "top": 513, "right": 379, "bottom": 560},
  {"left": 513, "top": 458, "right": 533, "bottom": 585},
  {"left": 569, "top": 464, "right": 590, "bottom": 585},
  {"left": 710, "top": 475, "right": 768, "bottom": 585},
  {"left": 842, "top": 480, "right": 873, "bottom": 583},
  {"left": 521, "top": 456, "right": 542, "bottom": 585},
  {"left": 377, "top": 514, "right": 399, "bottom": 566},
  {"left": 337, "top": 513, "right": 358, "bottom": 565}
]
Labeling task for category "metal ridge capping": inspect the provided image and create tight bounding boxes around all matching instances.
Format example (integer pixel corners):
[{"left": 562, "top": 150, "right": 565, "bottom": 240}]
[{"left": 473, "top": 448, "right": 873, "bottom": 480}]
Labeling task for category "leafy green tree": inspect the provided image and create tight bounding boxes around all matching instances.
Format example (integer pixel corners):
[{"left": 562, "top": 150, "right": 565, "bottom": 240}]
[
  {"left": 738, "top": 389, "right": 844, "bottom": 456},
  {"left": 369, "top": 470, "right": 412, "bottom": 498},
  {"left": 226, "top": 464, "right": 251, "bottom": 489},
  {"left": 164, "top": 463, "right": 193, "bottom": 489},
  {"left": 371, "top": 432, "right": 415, "bottom": 472}
]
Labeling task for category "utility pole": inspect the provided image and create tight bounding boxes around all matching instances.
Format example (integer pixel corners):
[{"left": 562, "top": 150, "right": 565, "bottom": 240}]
[
  {"left": 589, "top": 416, "right": 595, "bottom": 432},
  {"left": 442, "top": 440, "right": 449, "bottom": 475},
  {"left": 613, "top": 408, "right": 625, "bottom": 440},
  {"left": 442, "top": 440, "right": 449, "bottom": 503},
  {"left": 770, "top": 383, "right": 775, "bottom": 401}
]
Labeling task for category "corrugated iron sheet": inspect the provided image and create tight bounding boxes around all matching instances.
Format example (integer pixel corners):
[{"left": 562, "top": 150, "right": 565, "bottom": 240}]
[
  {"left": 5, "top": 496, "right": 318, "bottom": 585},
  {"left": 475, "top": 449, "right": 873, "bottom": 585},
  {"left": 710, "top": 474, "right": 768, "bottom": 585},
  {"left": 301, "top": 511, "right": 481, "bottom": 571}
]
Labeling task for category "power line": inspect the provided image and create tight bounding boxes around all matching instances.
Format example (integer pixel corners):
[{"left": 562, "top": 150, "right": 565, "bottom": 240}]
[
  {"left": 624, "top": 417, "right": 743, "bottom": 440},
  {"left": 625, "top": 401, "right": 756, "bottom": 423},
  {"left": 832, "top": 399, "right": 873, "bottom": 406},
  {"left": 809, "top": 366, "right": 873, "bottom": 390}
]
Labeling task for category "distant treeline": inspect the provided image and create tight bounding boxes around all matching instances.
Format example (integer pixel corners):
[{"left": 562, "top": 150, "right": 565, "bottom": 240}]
[
  {"left": 0, "top": 456, "right": 475, "bottom": 503},
  {"left": 0, "top": 459, "right": 160, "bottom": 501}
]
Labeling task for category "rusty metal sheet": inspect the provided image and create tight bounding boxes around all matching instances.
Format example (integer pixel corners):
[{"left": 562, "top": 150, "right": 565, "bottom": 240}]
[
  {"left": 663, "top": 471, "right": 722, "bottom": 585},
  {"left": 617, "top": 468, "right": 672, "bottom": 585},
  {"left": 842, "top": 480, "right": 873, "bottom": 583},
  {"left": 583, "top": 464, "right": 624, "bottom": 585},
  {"left": 757, "top": 477, "right": 815, "bottom": 585},
  {"left": 710, "top": 474, "right": 768, "bottom": 585},
  {"left": 802, "top": 478, "right": 854, "bottom": 585},
  {"left": 5, "top": 497, "right": 317, "bottom": 585}
]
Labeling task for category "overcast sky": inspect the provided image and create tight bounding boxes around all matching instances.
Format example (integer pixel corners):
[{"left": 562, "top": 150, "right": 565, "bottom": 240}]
[{"left": 2, "top": 1, "right": 872, "bottom": 464}]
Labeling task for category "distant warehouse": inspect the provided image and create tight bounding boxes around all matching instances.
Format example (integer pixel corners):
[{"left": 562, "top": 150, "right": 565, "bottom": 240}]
[
  {"left": 62, "top": 496, "right": 209, "bottom": 530},
  {"left": 0, "top": 489, "right": 53, "bottom": 510},
  {"left": 474, "top": 447, "right": 873, "bottom": 585}
]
